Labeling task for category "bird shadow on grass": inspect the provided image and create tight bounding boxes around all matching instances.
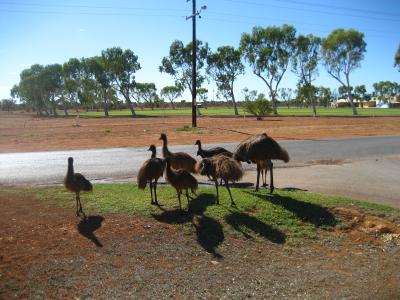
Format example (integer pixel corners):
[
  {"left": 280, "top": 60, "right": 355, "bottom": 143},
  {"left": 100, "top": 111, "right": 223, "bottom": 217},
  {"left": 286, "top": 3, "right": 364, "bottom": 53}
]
[
  {"left": 152, "top": 193, "right": 224, "bottom": 258},
  {"left": 225, "top": 212, "right": 286, "bottom": 244},
  {"left": 77, "top": 215, "right": 104, "bottom": 247},
  {"left": 247, "top": 191, "right": 337, "bottom": 228}
]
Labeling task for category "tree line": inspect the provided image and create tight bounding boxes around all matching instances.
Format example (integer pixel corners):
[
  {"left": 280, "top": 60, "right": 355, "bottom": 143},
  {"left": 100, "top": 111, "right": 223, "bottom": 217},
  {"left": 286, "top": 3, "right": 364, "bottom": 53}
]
[{"left": 7, "top": 24, "right": 400, "bottom": 117}]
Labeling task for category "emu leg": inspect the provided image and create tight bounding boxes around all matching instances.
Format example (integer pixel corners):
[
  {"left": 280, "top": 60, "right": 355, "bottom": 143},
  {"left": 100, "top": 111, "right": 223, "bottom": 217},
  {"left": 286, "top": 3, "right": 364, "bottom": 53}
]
[
  {"left": 214, "top": 179, "right": 219, "bottom": 204},
  {"left": 262, "top": 169, "right": 267, "bottom": 187},
  {"left": 225, "top": 180, "right": 236, "bottom": 207},
  {"left": 75, "top": 194, "right": 79, "bottom": 216},
  {"left": 150, "top": 181, "right": 154, "bottom": 204},
  {"left": 255, "top": 168, "right": 261, "bottom": 192},
  {"left": 269, "top": 162, "right": 274, "bottom": 194},
  {"left": 185, "top": 190, "right": 191, "bottom": 210},
  {"left": 178, "top": 191, "right": 182, "bottom": 210},
  {"left": 154, "top": 179, "right": 159, "bottom": 205}
]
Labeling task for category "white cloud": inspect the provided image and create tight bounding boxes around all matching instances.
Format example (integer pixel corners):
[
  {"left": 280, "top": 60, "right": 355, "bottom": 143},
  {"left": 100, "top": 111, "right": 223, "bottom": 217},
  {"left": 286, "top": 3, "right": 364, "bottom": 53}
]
[{"left": 78, "top": 28, "right": 86, "bottom": 32}]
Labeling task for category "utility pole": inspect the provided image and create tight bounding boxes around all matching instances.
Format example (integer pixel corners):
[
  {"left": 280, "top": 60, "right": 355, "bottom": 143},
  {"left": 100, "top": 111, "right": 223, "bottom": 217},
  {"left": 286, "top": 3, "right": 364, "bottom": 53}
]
[{"left": 186, "top": 0, "right": 206, "bottom": 127}]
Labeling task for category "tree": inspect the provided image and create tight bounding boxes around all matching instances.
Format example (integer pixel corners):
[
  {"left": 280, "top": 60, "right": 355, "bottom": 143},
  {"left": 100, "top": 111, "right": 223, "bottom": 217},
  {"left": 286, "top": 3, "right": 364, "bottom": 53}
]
[
  {"left": 297, "top": 84, "right": 317, "bottom": 108},
  {"left": 131, "top": 82, "right": 158, "bottom": 110},
  {"left": 292, "top": 34, "right": 321, "bottom": 117},
  {"left": 242, "top": 90, "right": 272, "bottom": 120},
  {"left": 373, "top": 81, "right": 397, "bottom": 102},
  {"left": 279, "top": 88, "right": 293, "bottom": 109},
  {"left": 101, "top": 47, "right": 141, "bottom": 117},
  {"left": 354, "top": 85, "right": 367, "bottom": 108},
  {"left": 159, "top": 39, "right": 209, "bottom": 108},
  {"left": 317, "top": 86, "right": 332, "bottom": 107},
  {"left": 207, "top": 45, "right": 244, "bottom": 115},
  {"left": 160, "top": 85, "right": 182, "bottom": 109},
  {"left": 85, "top": 56, "right": 115, "bottom": 117},
  {"left": 322, "top": 28, "right": 366, "bottom": 115},
  {"left": 395, "top": 44, "right": 400, "bottom": 71},
  {"left": 240, "top": 24, "right": 296, "bottom": 115},
  {"left": 0, "top": 99, "right": 16, "bottom": 112}
]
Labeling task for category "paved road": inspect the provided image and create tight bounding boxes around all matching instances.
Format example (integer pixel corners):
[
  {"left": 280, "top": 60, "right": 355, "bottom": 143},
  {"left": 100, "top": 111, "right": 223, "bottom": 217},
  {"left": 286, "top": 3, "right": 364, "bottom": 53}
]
[{"left": 1, "top": 136, "right": 400, "bottom": 207}]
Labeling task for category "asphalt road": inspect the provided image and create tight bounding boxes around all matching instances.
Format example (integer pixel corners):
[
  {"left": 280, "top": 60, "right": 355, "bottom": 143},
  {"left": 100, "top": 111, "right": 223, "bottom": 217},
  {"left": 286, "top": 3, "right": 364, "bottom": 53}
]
[{"left": 1, "top": 135, "right": 400, "bottom": 207}]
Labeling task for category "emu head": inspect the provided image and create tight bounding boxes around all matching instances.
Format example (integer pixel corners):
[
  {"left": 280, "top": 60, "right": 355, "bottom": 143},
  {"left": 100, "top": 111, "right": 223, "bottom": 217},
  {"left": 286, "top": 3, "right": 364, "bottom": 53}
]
[
  {"left": 148, "top": 144, "right": 156, "bottom": 152},
  {"left": 68, "top": 157, "right": 74, "bottom": 164},
  {"left": 159, "top": 133, "right": 167, "bottom": 141}
]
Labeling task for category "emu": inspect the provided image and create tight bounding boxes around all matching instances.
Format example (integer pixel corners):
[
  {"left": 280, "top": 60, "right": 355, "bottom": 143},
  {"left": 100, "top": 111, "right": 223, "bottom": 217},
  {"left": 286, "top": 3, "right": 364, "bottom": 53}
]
[
  {"left": 165, "top": 157, "right": 198, "bottom": 210},
  {"left": 233, "top": 133, "right": 289, "bottom": 193},
  {"left": 137, "top": 145, "right": 165, "bottom": 205},
  {"left": 196, "top": 155, "right": 243, "bottom": 206},
  {"left": 194, "top": 139, "right": 232, "bottom": 158},
  {"left": 64, "top": 157, "right": 93, "bottom": 217},
  {"left": 159, "top": 133, "right": 197, "bottom": 173}
]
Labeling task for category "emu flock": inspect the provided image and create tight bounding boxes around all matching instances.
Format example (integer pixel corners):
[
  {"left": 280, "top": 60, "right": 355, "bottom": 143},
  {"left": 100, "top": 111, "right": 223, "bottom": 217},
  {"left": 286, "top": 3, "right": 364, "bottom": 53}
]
[{"left": 64, "top": 133, "right": 289, "bottom": 216}]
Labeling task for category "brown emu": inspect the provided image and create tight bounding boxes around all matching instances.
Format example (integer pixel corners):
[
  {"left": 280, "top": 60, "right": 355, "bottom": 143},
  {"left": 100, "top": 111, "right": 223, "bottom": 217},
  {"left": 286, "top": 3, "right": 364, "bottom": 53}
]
[
  {"left": 196, "top": 155, "right": 243, "bottom": 206},
  {"left": 165, "top": 157, "right": 198, "bottom": 210},
  {"left": 64, "top": 157, "right": 93, "bottom": 217},
  {"left": 159, "top": 133, "right": 197, "bottom": 173},
  {"left": 258, "top": 159, "right": 273, "bottom": 188},
  {"left": 194, "top": 139, "right": 232, "bottom": 158},
  {"left": 137, "top": 145, "right": 165, "bottom": 205},
  {"left": 233, "top": 133, "right": 289, "bottom": 193}
]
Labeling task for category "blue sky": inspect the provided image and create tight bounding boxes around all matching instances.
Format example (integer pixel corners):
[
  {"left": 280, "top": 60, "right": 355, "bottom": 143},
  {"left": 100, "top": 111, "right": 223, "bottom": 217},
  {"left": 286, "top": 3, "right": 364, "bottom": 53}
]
[{"left": 0, "top": 0, "right": 399, "bottom": 101}]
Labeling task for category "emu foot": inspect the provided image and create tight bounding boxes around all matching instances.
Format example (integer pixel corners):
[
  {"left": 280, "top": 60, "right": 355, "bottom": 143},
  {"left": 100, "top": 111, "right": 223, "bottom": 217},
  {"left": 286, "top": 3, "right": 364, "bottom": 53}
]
[{"left": 269, "top": 186, "right": 275, "bottom": 194}]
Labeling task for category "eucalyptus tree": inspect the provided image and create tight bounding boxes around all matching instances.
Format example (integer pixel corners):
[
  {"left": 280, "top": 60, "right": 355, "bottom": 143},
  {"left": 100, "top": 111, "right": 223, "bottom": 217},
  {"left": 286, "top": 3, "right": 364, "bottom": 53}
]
[
  {"left": 322, "top": 28, "right": 366, "bottom": 115},
  {"left": 278, "top": 87, "right": 293, "bottom": 109},
  {"left": 373, "top": 81, "right": 397, "bottom": 102},
  {"left": 101, "top": 47, "right": 141, "bottom": 116},
  {"left": 85, "top": 56, "right": 114, "bottom": 117},
  {"left": 159, "top": 39, "right": 209, "bottom": 108},
  {"left": 240, "top": 24, "right": 296, "bottom": 115},
  {"left": 41, "top": 64, "right": 64, "bottom": 116},
  {"left": 354, "top": 85, "right": 367, "bottom": 107},
  {"left": 0, "top": 99, "right": 16, "bottom": 112},
  {"left": 160, "top": 85, "right": 182, "bottom": 109},
  {"left": 317, "top": 86, "right": 332, "bottom": 107},
  {"left": 292, "top": 34, "right": 321, "bottom": 117},
  {"left": 206, "top": 45, "right": 244, "bottom": 115},
  {"left": 18, "top": 64, "right": 48, "bottom": 115},
  {"left": 131, "top": 82, "right": 158, "bottom": 110},
  {"left": 63, "top": 58, "right": 82, "bottom": 113}
]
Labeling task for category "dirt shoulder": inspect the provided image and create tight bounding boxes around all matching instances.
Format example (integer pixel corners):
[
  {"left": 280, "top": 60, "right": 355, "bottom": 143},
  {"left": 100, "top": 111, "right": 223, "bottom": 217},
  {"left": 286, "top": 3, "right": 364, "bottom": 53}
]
[
  {"left": 1, "top": 112, "right": 399, "bottom": 152},
  {"left": 1, "top": 191, "right": 400, "bottom": 299}
]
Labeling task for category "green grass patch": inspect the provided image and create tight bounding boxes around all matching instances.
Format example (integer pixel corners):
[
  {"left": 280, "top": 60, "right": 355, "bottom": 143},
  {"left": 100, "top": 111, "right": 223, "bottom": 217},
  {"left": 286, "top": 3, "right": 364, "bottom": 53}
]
[
  {"left": 176, "top": 125, "right": 202, "bottom": 132},
  {"left": 32, "top": 183, "right": 400, "bottom": 242},
  {"left": 69, "top": 107, "right": 400, "bottom": 118}
]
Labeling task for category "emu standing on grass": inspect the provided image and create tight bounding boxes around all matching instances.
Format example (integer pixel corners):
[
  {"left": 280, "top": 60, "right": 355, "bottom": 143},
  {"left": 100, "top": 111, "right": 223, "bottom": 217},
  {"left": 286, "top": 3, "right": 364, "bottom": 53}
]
[
  {"left": 258, "top": 159, "right": 273, "bottom": 188},
  {"left": 196, "top": 155, "right": 243, "bottom": 206},
  {"left": 165, "top": 157, "right": 198, "bottom": 210},
  {"left": 137, "top": 145, "right": 165, "bottom": 205},
  {"left": 159, "top": 133, "right": 197, "bottom": 173},
  {"left": 64, "top": 157, "right": 93, "bottom": 217},
  {"left": 195, "top": 139, "right": 232, "bottom": 158},
  {"left": 233, "top": 133, "right": 289, "bottom": 193}
]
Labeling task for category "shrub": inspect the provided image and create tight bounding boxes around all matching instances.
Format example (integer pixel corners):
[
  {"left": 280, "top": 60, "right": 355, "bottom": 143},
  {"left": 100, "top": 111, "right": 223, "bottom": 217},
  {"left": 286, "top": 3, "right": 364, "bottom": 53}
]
[{"left": 242, "top": 93, "right": 272, "bottom": 120}]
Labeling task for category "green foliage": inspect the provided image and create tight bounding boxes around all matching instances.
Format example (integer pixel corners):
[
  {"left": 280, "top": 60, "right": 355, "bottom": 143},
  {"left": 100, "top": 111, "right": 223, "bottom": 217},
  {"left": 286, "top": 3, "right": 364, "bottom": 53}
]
[
  {"left": 0, "top": 98, "right": 16, "bottom": 112},
  {"left": 160, "top": 85, "right": 182, "bottom": 108},
  {"left": 373, "top": 81, "right": 399, "bottom": 102},
  {"left": 207, "top": 45, "right": 244, "bottom": 115},
  {"left": 240, "top": 24, "right": 296, "bottom": 114},
  {"left": 322, "top": 28, "right": 367, "bottom": 115},
  {"left": 159, "top": 40, "right": 209, "bottom": 95},
  {"left": 394, "top": 44, "right": 400, "bottom": 71},
  {"left": 242, "top": 91, "right": 272, "bottom": 119}
]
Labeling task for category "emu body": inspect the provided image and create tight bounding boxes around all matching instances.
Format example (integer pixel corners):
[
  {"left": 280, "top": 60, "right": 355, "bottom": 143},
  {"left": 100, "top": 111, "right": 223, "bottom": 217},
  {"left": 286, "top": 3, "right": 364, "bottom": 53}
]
[
  {"left": 196, "top": 155, "right": 243, "bottom": 206},
  {"left": 159, "top": 133, "right": 197, "bottom": 173},
  {"left": 165, "top": 157, "right": 198, "bottom": 210}
]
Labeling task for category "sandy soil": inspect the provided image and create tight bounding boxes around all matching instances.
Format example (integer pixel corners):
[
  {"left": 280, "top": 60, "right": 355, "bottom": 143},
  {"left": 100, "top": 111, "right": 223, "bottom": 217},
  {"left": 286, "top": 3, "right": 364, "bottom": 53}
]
[
  {"left": 1, "top": 111, "right": 399, "bottom": 152},
  {"left": 0, "top": 191, "right": 399, "bottom": 299}
]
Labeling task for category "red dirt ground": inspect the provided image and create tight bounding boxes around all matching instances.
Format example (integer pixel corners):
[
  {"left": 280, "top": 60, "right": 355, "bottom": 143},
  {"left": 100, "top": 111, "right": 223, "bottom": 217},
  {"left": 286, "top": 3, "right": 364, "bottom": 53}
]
[{"left": 1, "top": 111, "right": 399, "bottom": 152}]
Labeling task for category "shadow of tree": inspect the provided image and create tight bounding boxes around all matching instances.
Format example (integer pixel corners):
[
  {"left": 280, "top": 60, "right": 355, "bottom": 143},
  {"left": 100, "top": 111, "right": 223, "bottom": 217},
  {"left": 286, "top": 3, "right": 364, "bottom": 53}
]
[
  {"left": 77, "top": 215, "right": 104, "bottom": 247},
  {"left": 225, "top": 212, "right": 286, "bottom": 244},
  {"left": 152, "top": 193, "right": 224, "bottom": 257},
  {"left": 248, "top": 191, "right": 337, "bottom": 227}
]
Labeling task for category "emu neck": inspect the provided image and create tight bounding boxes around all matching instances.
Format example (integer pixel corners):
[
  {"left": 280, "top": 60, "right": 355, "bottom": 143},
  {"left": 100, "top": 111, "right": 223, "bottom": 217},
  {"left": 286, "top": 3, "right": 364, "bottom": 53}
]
[
  {"left": 162, "top": 138, "right": 171, "bottom": 157},
  {"left": 150, "top": 148, "right": 156, "bottom": 158},
  {"left": 197, "top": 142, "right": 202, "bottom": 151},
  {"left": 67, "top": 162, "right": 74, "bottom": 178}
]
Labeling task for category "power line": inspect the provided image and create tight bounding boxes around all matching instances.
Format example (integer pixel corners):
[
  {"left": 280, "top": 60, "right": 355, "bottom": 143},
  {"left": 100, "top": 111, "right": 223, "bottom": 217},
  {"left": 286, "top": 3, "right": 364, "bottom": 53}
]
[{"left": 222, "top": 0, "right": 400, "bottom": 23}]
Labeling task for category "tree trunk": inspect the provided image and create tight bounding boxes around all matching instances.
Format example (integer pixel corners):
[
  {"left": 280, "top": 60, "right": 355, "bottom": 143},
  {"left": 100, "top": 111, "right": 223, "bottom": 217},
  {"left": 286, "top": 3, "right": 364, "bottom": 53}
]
[
  {"left": 271, "top": 95, "right": 278, "bottom": 115},
  {"left": 345, "top": 75, "right": 358, "bottom": 116},
  {"left": 171, "top": 101, "right": 176, "bottom": 109},
  {"left": 104, "top": 99, "right": 109, "bottom": 117},
  {"left": 126, "top": 99, "right": 136, "bottom": 117},
  {"left": 309, "top": 89, "right": 317, "bottom": 118},
  {"left": 231, "top": 89, "right": 239, "bottom": 116}
]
